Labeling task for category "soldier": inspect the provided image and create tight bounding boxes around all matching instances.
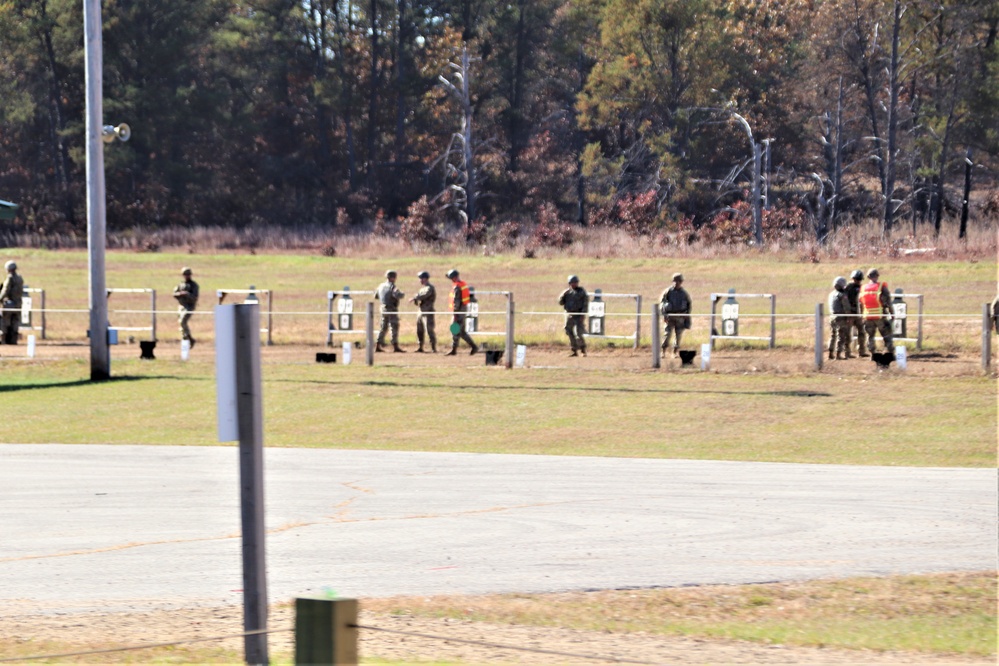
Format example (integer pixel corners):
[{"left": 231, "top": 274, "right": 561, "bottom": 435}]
[
  {"left": 411, "top": 270, "right": 437, "bottom": 353},
  {"left": 659, "top": 273, "right": 691, "bottom": 358},
  {"left": 859, "top": 267, "right": 894, "bottom": 354},
  {"left": 444, "top": 268, "right": 478, "bottom": 355},
  {"left": 827, "top": 276, "right": 852, "bottom": 360},
  {"left": 844, "top": 269, "right": 868, "bottom": 357},
  {"left": 172, "top": 267, "right": 199, "bottom": 348},
  {"left": 0, "top": 260, "right": 24, "bottom": 344},
  {"left": 375, "top": 270, "right": 405, "bottom": 352},
  {"left": 558, "top": 275, "right": 588, "bottom": 357}
]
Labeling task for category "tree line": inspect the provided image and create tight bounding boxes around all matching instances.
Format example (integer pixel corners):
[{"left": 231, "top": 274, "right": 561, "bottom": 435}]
[{"left": 0, "top": 0, "right": 996, "bottom": 244}]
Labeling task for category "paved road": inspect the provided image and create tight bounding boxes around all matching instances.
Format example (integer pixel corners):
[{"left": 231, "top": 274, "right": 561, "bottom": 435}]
[{"left": 1, "top": 444, "right": 995, "bottom": 614}]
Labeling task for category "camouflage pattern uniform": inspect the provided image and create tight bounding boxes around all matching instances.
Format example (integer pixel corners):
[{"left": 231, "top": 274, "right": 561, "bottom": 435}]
[
  {"left": 659, "top": 274, "right": 691, "bottom": 357},
  {"left": 558, "top": 276, "right": 588, "bottom": 356},
  {"left": 0, "top": 261, "right": 24, "bottom": 344},
  {"left": 375, "top": 271, "right": 405, "bottom": 351},
  {"left": 412, "top": 272, "right": 437, "bottom": 352},
  {"left": 827, "top": 277, "right": 852, "bottom": 359},
  {"left": 445, "top": 269, "right": 477, "bottom": 355},
  {"left": 861, "top": 269, "right": 894, "bottom": 354},
  {"left": 172, "top": 268, "right": 199, "bottom": 345},
  {"left": 843, "top": 271, "right": 868, "bottom": 356}
]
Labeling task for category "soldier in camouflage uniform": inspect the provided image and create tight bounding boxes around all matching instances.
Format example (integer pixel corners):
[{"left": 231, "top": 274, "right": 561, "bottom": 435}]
[
  {"left": 844, "top": 269, "right": 868, "bottom": 357},
  {"left": 445, "top": 268, "right": 478, "bottom": 355},
  {"left": 859, "top": 268, "right": 894, "bottom": 354},
  {"left": 172, "top": 267, "right": 199, "bottom": 347},
  {"left": 827, "top": 276, "right": 852, "bottom": 360},
  {"left": 558, "top": 275, "right": 588, "bottom": 356},
  {"left": 411, "top": 270, "right": 437, "bottom": 353},
  {"left": 0, "top": 260, "right": 24, "bottom": 344},
  {"left": 375, "top": 270, "right": 405, "bottom": 352},
  {"left": 659, "top": 273, "right": 691, "bottom": 358}
]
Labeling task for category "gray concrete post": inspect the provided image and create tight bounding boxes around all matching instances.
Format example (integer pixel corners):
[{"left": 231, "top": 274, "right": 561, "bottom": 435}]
[
  {"left": 505, "top": 297, "right": 514, "bottom": 369},
  {"left": 815, "top": 303, "right": 824, "bottom": 371},
  {"left": 365, "top": 301, "right": 374, "bottom": 366},
  {"left": 651, "top": 304, "right": 661, "bottom": 369}
]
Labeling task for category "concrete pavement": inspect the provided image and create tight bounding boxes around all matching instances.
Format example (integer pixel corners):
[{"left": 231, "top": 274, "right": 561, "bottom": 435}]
[{"left": 1, "top": 444, "right": 995, "bottom": 614}]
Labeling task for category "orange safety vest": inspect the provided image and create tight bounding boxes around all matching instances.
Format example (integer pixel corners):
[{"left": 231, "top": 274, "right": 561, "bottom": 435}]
[
  {"left": 450, "top": 280, "right": 470, "bottom": 311},
  {"left": 860, "top": 282, "right": 886, "bottom": 320}
]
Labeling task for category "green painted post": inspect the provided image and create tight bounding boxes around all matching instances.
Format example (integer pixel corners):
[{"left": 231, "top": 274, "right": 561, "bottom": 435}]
[{"left": 295, "top": 597, "right": 358, "bottom": 666}]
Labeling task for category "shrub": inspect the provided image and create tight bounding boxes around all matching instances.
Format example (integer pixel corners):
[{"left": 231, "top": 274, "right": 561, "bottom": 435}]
[
  {"left": 529, "top": 203, "right": 575, "bottom": 248},
  {"left": 496, "top": 221, "right": 521, "bottom": 249},
  {"left": 399, "top": 196, "right": 441, "bottom": 244}
]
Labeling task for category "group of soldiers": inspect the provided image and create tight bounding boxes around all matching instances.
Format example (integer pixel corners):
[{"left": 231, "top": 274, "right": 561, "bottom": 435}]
[
  {"left": 4, "top": 260, "right": 999, "bottom": 358},
  {"left": 826, "top": 268, "right": 896, "bottom": 360},
  {"left": 557, "top": 272, "right": 691, "bottom": 358},
  {"left": 374, "top": 268, "right": 478, "bottom": 355}
]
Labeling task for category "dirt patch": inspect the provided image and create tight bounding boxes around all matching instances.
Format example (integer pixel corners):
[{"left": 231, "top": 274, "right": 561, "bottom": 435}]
[{"left": 2, "top": 587, "right": 993, "bottom": 665}]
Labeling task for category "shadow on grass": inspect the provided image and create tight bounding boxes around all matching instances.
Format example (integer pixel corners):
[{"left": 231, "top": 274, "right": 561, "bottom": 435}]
[
  {"left": 282, "top": 378, "right": 833, "bottom": 398},
  {"left": 0, "top": 375, "right": 202, "bottom": 393}
]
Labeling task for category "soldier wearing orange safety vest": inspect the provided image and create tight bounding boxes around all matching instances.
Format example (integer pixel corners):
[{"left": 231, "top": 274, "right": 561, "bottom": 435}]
[
  {"left": 445, "top": 268, "right": 478, "bottom": 356},
  {"left": 859, "top": 267, "right": 894, "bottom": 355}
]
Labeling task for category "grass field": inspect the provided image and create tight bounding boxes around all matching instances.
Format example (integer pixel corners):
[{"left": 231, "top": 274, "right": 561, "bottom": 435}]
[
  {"left": 1, "top": 248, "right": 995, "bottom": 664},
  {"left": 1, "top": 248, "right": 995, "bottom": 349}
]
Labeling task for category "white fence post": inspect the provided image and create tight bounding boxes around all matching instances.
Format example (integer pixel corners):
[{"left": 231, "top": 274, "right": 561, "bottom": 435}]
[{"left": 651, "top": 303, "right": 661, "bottom": 369}]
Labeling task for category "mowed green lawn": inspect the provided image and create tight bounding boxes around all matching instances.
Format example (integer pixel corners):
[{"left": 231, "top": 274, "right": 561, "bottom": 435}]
[
  {"left": 2, "top": 248, "right": 995, "bottom": 348},
  {"left": 1, "top": 357, "right": 994, "bottom": 467}
]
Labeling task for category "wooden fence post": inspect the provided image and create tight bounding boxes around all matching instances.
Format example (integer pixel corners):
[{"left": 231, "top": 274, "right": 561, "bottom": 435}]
[{"left": 295, "top": 598, "right": 358, "bottom": 666}]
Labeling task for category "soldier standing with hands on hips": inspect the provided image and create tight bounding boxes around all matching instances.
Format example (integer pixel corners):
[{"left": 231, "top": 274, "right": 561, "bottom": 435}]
[
  {"left": 411, "top": 270, "right": 437, "bottom": 353},
  {"left": 375, "top": 270, "right": 405, "bottom": 352},
  {"left": 659, "top": 273, "right": 691, "bottom": 358},
  {"left": 445, "top": 268, "right": 478, "bottom": 356},
  {"left": 172, "top": 267, "right": 199, "bottom": 348},
  {"left": 558, "top": 275, "right": 588, "bottom": 356},
  {"left": 0, "top": 260, "right": 24, "bottom": 344}
]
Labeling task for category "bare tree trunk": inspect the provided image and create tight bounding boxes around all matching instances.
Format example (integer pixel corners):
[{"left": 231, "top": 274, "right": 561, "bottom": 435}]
[{"left": 882, "top": 0, "right": 903, "bottom": 235}]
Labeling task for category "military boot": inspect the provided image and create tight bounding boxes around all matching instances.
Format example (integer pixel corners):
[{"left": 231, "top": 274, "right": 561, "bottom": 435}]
[
  {"left": 393, "top": 345, "right": 406, "bottom": 353},
  {"left": 828, "top": 350, "right": 834, "bottom": 360},
  {"left": 375, "top": 344, "right": 386, "bottom": 353},
  {"left": 446, "top": 348, "right": 457, "bottom": 356},
  {"left": 470, "top": 344, "right": 479, "bottom": 355},
  {"left": 431, "top": 344, "right": 438, "bottom": 353},
  {"left": 415, "top": 346, "right": 425, "bottom": 353},
  {"left": 581, "top": 347, "right": 587, "bottom": 357},
  {"left": 569, "top": 350, "right": 578, "bottom": 357}
]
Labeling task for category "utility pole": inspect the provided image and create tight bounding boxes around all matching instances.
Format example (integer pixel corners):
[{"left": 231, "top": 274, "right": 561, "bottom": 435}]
[{"left": 84, "top": 0, "right": 109, "bottom": 380}]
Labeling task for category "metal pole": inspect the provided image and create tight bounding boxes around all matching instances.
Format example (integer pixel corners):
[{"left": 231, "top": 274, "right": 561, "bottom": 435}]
[
  {"left": 983, "top": 303, "right": 992, "bottom": 373},
  {"left": 365, "top": 301, "right": 374, "bottom": 366},
  {"left": 916, "top": 295, "right": 924, "bottom": 350},
  {"left": 326, "top": 292, "right": 334, "bottom": 347},
  {"left": 753, "top": 143, "right": 763, "bottom": 246},
  {"left": 634, "top": 294, "right": 642, "bottom": 350},
  {"left": 266, "top": 291, "right": 273, "bottom": 346},
  {"left": 235, "top": 304, "right": 268, "bottom": 665},
  {"left": 40, "top": 290, "right": 46, "bottom": 340},
  {"left": 769, "top": 295, "right": 776, "bottom": 349},
  {"left": 84, "top": 0, "right": 109, "bottom": 380},
  {"left": 150, "top": 289, "right": 157, "bottom": 342},
  {"left": 504, "top": 295, "right": 514, "bottom": 369},
  {"left": 651, "top": 304, "right": 661, "bottom": 369},
  {"left": 815, "top": 303, "right": 824, "bottom": 371},
  {"left": 709, "top": 296, "right": 717, "bottom": 350}
]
